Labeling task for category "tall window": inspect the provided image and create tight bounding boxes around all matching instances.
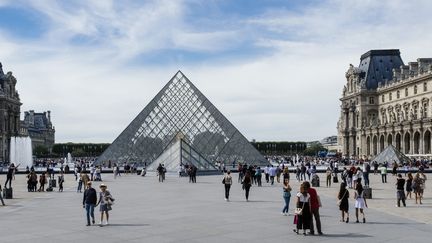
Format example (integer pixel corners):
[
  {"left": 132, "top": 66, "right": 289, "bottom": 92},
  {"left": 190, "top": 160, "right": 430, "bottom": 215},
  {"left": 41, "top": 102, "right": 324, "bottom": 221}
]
[
  {"left": 414, "top": 85, "right": 418, "bottom": 95},
  {"left": 389, "top": 92, "right": 392, "bottom": 101},
  {"left": 369, "top": 97, "right": 375, "bottom": 104},
  {"left": 382, "top": 95, "right": 385, "bottom": 102},
  {"left": 397, "top": 90, "right": 400, "bottom": 99},
  {"left": 405, "top": 88, "right": 409, "bottom": 97},
  {"left": 424, "top": 82, "right": 428, "bottom": 92}
]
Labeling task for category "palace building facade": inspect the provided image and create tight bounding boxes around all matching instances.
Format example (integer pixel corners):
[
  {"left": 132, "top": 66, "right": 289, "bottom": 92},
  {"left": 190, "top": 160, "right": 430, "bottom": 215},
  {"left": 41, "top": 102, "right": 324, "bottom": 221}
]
[
  {"left": 0, "top": 62, "right": 22, "bottom": 163},
  {"left": 337, "top": 49, "right": 432, "bottom": 158}
]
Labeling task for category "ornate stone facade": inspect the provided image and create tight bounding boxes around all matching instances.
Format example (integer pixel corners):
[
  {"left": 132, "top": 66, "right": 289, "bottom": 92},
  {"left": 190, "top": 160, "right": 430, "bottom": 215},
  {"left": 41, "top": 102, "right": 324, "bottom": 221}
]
[
  {"left": 0, "top": 62, "right": 22, "bottom": 163},
  {"left": 338, "top": 50, "right": 432, "bottom": 158},
  {"left": 20, "top": 110, "right": 55, "bottom": 151}
]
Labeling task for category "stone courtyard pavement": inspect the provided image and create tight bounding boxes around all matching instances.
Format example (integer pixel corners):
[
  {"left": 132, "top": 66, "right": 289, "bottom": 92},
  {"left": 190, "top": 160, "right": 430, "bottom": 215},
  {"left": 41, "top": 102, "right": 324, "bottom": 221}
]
[{"left": 1, "top": 172, "right": 431, "bottom": 243}]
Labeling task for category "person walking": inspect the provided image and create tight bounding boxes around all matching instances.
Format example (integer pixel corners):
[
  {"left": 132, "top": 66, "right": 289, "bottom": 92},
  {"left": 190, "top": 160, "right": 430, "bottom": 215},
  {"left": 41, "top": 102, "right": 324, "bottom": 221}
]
[
  {"left": 281, "top": 178, "right": 292, "bottom": 216},
  {"left": 58, "top": 172, "right": 65, "bottom": 192},
  {"left": 413, "top": 172, "right": 426, "bottom": 204},
  {"left": 264, "top": 165, "right": 270, "bottom": 183},
  {"left": 96, "top": 184, "right": 114, "bottom": 226},
  {"left": 304, "top": 181, "right": 323, "bottom": 235},
  {"left": 38, "top": 172, "right": 47, "bottom": 192},
  {"left": 242, "top": 171, "right": 252, "bottom": 201},
  {"left": 269, "top": 166, "right": 276, "bottom": 185},
  {"left": 354, "top": 183, "right": 367, "bottom": 223},
  {"left": 326, "top": 167, "right": 332, "bottom": 187},
  {"left": 222, "top": 171, "right": 233, "bottom": 201},
  {"left": 406, "top": 172, "right": 413, "bottom": 199},
  {"left": 4, "top": 163, "right": 15, "bottom": 189},
  {"left": 77, "top": 172, "right": 83, "bottom": 193},
  {"left": 255, "top": 167, "right": 262, "bottom": 187},
  {"left": 293, "top": 182, "right": 311, "bottom": 235},
  {"left": 363, "top": 162, "right": 371, "bottom": 187},
  {"left": 338, "top": 182, "right": 349, "bottom": 223},
  {"left": 380, "top": 164, "right": 388, "bottom": 183},
  {"left": 82, "top": 181, "right": 97, "bottom": 226},
  {"left": 395, "top": 174, "right": 406, "bottom": 207}
]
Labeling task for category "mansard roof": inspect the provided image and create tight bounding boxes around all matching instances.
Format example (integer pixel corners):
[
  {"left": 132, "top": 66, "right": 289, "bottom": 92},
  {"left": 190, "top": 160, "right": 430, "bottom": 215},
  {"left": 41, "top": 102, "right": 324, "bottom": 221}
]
[{"left": 358, "top": 49, "right": 404, "bottom": 90}]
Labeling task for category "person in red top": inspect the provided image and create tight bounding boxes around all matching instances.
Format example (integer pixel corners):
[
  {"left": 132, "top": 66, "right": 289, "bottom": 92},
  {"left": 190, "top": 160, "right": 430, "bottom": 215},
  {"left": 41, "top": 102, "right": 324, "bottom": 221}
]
[{"left": 304, "top": 181, "right": 323, "bottom": 235}]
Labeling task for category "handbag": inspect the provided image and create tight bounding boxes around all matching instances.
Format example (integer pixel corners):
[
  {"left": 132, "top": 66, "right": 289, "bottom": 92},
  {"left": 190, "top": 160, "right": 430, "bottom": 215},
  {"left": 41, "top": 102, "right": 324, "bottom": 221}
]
[
  {"left": 294, "top": 207, "right": 303, "bottom": 215},
  {"left": 337, "top": 190, "right": 347, "bottom": 206},
  {"left": 222, "top": 178, "right": 226, "bottom": 184}
]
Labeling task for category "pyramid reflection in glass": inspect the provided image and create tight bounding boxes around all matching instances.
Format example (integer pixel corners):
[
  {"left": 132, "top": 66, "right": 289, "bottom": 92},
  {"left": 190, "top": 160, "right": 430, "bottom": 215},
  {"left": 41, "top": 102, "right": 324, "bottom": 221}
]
[{"left": 96, "top": 71, "right": 267, "bottom": 171}]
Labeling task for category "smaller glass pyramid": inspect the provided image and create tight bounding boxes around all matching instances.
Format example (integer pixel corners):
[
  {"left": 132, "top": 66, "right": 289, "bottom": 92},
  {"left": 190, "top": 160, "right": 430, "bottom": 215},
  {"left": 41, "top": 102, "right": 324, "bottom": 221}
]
[
  {"left": 371, "top": 145, "right": 412, "bottom": 166},
  {"left": 96, "top": 71, "right": 267, "bottom": 171}
]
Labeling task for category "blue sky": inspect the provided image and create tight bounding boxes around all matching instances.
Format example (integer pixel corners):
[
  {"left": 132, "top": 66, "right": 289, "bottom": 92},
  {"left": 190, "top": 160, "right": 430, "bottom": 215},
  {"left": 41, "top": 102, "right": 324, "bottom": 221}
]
[{"left": 1, "top": 0, "right": 432, "bottom": 143}]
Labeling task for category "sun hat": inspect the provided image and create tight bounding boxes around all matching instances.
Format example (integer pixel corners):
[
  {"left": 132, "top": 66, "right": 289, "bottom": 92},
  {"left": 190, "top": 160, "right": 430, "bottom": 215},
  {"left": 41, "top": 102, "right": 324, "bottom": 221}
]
[{"left": 99, "top": 183, "right": 107, "bottom": 188}]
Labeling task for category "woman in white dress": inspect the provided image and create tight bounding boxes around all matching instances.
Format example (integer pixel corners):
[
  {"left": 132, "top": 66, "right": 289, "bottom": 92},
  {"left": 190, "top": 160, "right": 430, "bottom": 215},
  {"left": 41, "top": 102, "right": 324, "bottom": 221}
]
[{"left": 354, "top": 183, "right": 367, "bottom": 223}]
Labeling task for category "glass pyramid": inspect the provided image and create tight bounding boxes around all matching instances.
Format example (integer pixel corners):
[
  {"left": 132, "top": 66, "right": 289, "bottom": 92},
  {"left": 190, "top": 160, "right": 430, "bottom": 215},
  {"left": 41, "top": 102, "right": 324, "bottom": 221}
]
[
  {"left": 371, "top": 145, "right": 412, "bottom": 166},
  {"left": 96, "top": 71, "right": 267, "bottom": 171}
]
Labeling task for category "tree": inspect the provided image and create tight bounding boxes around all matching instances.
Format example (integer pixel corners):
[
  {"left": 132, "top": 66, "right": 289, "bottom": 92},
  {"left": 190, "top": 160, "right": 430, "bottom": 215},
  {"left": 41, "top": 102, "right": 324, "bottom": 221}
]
[
  {"left": 34, "top": 145, "right": 49, "bottom": 157},
  {"left": 303, "top": 143, "right": 326, "bottom": 156},
  {"left": 71, "top": 148, "right": 86, "bottom": 157}
]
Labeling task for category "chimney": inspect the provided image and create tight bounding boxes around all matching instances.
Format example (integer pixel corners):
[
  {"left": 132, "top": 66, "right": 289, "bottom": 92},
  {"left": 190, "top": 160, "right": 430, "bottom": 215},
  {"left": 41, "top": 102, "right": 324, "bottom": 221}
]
[{"left": 47, "top": 110, "right": 51, "bottom": 123}]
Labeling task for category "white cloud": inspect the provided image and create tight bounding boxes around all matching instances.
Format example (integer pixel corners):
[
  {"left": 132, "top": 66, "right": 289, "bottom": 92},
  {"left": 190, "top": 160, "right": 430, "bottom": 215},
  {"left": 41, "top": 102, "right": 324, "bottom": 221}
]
[{"left": 1, "top": 0, "right": 432, "bottom": 143}]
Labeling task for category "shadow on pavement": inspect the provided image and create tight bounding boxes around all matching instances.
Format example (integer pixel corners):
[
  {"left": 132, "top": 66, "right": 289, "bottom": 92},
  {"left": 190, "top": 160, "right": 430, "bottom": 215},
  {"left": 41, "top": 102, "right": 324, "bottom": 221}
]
[
  {"left": 366, "top": 221, "right": 424, "bottom": 225},
  {"left": 320, "top": 233, "right": 372, "bottom": 238},
  {"left": 106, "top": 223, "right": 151, "bottom": 227}
]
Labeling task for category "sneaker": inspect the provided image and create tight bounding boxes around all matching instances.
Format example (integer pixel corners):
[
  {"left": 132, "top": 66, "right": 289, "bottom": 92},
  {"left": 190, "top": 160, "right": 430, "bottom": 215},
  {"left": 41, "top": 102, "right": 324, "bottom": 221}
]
[
  {"left": 92, "top": 219, "right": 95, "bottom": 224},
  {"left": 224, "top": 198, "right": 227, "bottom": 201},
  {"left": 363, "top": 218, "right": 366, "bottom": 223}
]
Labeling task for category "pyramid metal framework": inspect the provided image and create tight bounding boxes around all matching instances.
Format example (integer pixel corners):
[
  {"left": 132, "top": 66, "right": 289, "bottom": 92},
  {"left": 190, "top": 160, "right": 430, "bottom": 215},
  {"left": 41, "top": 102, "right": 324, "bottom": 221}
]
[
  {"left": 371, "top": 145, "right": 412, "bottom": 166},
  {"left": 96, "top": 71, "right": 267, "bottom": 170}
]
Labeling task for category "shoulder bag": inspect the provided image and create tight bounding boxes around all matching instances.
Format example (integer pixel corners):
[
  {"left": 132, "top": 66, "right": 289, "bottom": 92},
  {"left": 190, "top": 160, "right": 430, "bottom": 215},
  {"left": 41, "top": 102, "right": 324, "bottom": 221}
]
[{"left": 337, "top": 190, "right": 347, "bottom": 206}]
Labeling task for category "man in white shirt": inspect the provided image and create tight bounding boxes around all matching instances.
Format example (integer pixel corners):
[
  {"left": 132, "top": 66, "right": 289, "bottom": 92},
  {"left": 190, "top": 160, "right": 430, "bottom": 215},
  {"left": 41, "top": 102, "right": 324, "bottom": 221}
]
[{"left": 269, "top": 166, "right": 277, "bottom": 185}]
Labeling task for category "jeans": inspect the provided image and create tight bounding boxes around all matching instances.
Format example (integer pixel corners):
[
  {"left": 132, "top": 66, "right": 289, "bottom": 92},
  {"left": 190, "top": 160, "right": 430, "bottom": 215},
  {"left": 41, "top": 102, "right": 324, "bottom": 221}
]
[
  {"left": 85, "top": 203, "right": 95, "bottom": 225},
  {"left": 364, "top": 173, "right": 369, "bottom": 186},
  {"left": 77, "top": 181, "right": 83, "bottom": 192},
  {"left": 397, "top": 190, "right": 406, "bottom": 207},
  {"left": 224, "top": 184, "right": 231, "bottom": 199},
  {"left": 282, "top": 195, "right": 291, "bottom": 213}
]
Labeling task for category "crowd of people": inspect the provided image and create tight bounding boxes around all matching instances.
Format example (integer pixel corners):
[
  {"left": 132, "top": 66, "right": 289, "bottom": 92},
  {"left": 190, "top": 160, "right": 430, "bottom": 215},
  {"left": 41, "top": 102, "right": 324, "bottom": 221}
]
[{"left": 1, "top": 156, "right": 430, "bottom": 231}]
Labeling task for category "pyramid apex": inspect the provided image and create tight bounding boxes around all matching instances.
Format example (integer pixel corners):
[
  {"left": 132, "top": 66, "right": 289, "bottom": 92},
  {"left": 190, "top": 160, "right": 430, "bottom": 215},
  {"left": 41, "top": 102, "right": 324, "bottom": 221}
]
[{"left": 175, "top": 70, "right": 185, "bottom": 77}]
